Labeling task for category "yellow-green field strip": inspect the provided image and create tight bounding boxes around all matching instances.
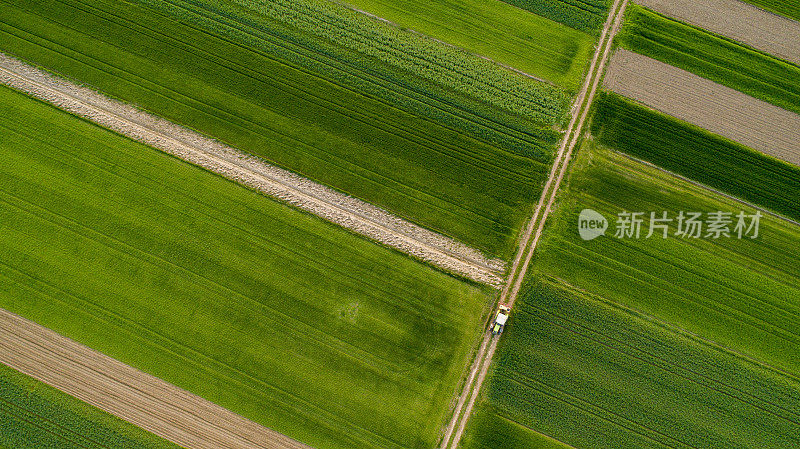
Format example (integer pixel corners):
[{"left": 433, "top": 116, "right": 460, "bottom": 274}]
[
  {"left": 0, "top": 308, "right": 312, "bottom": 449},
  {"left": 636, "top": 0, "right": 800, "bottom": 65},
  {"left": 0, "top": 52, "right": 505, "bottom": 287}
]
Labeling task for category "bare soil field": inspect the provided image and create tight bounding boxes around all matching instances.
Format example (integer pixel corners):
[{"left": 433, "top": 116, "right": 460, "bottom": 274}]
[
  {"left": 0, "top": 53, "right": 504, "bottom": 287},
  {"left": 604, "top": 49, "right": 800, "bottom": 166},
  {"left": 637, "top": 0, "right": 800, "bottom": 65},
  {"left": 0, "top": 308, "right": 312, "bottom": 449}
]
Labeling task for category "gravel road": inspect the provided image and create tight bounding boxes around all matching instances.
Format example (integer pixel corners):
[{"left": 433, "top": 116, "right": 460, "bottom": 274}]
[
  {"left": 637, "top": 0, "right": 800, "bottom": 66},
  {"left": 0, "top": 309, "right": 313, "bottom": 449},
  {"left": 439, "top": 0, "right": 631, "bottom": 447},
  {"left": 604, "top": 49, "right": 800, "bottom": 167},
  {"left": 0, "top": 53, "right": 505, "bottom": 287}
]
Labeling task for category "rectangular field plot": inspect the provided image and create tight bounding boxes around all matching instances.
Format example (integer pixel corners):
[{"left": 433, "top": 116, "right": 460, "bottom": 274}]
[
  {"left": 0, "top": 0, "right": 566, "bottom": 258},
  {"left": 497, "top": 0, "right": 612, "bottom": 33},
  {"left": 339, "top": 0, "right": 597, "bottom": 90},
  {"left": 619, "top": 5, "right": 800, "bottom": 114},
  {"left": 592, "top": 92, "right": 800, "bottom": 222},
  {"left": 464, "top": 277, "right": 800, "bottom": 449},
  {"left": 0, "top": 363, "right": 180, "bottom": 449},
  {"left": 534, "top": 144, "right": 800, "bottom": 377},
  {"left": 0, "top": 85, "right": 492, "bottom": 449}
]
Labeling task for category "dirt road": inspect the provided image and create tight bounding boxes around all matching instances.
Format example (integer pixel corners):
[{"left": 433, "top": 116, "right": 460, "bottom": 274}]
[
  {"left": 637, "top": 0, "right": 800, "bottom": 65},
  {"left": 0, "top": 308, "right": 312, "bottom": 449},
  {"left": 604, "top": 49, "right": 800, "bottom": 166},
  {"left": 0, "top": 53, "right": 505, "bottom": 288},
  {"left": 438, "top": 1, "right": 631, "bottom": 447}
]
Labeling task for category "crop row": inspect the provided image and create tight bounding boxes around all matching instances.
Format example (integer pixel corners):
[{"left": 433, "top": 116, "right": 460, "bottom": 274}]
[
  {"left": 0, "top": 85, "right": 490, "bottom": 449},
  {"left": 0, "top": 0, "right": 557, "bottom": 256},
  {"left": 480, "top": 278, "right": 800, "bottom": 449},
  {"left": 591, "top": 92, "right": 800, "bottom": 222},
  {"left": 618, "top": 5, "right": 800, "bottom": 115},
  {"left": 498, "top": 0, "right": 611, "bottom": 32},
  {"left": 0, "top": 364, "right": 178, "bottom": 449},
  {"left": 325, "top": 0, "right": 597, "bottom": 91},
  {"left": 151, "top": 0, "right": 565, "bottom": 158},
  {"left": 740, "top": 0, "right": 800, "bottom": 22}
]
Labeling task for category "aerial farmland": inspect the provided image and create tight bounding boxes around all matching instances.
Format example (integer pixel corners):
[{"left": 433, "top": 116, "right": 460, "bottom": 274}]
[{"left": 0, "top": 0, "right": 798, "bottom": 448}]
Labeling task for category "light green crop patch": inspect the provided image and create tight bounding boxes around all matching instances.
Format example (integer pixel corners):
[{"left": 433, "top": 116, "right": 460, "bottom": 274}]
[{"left": 0, "top": 85, "right": 492, "bottom": 449}]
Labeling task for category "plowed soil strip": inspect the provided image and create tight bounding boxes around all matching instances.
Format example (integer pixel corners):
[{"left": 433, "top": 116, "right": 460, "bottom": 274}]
[
  {"left": 637, "top": 0, "right": 800, "bottom": 66},
  {"left": 0, "top": 53, "right": 505, "bottom": 287},
  {"left": 604, "top": 49, "right": 800, "bottom": 166},
  {"left": 0, "top": 308, "right": 312, "bottom": 449}
]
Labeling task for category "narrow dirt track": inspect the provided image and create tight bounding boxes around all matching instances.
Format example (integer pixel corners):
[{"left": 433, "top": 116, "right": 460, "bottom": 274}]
[
  {"left": 637, "top": 0, "right": 800, "bottom": 66},
  {"left": 604, "top": 49, "right": 800, "bottom": 166},
  {"left": 0, "top": 53, "right": 505, "bottom": 288},
  {"left": 0, "top": 308, "right": 313, "bottom": 449},
  {"left": 438, "top": 1, "right": 631, "bottom": 447}
]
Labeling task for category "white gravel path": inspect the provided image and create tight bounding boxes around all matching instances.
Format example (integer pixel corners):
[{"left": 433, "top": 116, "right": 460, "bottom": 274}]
[
  {"left": 636, "top": 0, "right": 800, "bottom": 66},
  {"left": 0, "top": 52, "right": 505, "bottom": 287}
]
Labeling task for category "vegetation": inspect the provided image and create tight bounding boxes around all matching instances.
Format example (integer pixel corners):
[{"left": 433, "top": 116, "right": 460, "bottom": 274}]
[
  {"left": 337, "top": 0, "right": 596, "bottom": 90},
  {"left": 740, "top": 0, "right": 800, "bottom": 22},
  {"left": 473, "top": 277, "right": 800, "bottom": 449},
  {"left": 0, "top": 85, "right": 492, "bottom": 449},
  {"left": 618, "top": 5, "right": 800, "bottom": 114},
  {"left": 534, "top": 145, "right": 800, "bottom": 376},
  {"left": 0, "top": 0, "right": 570, "bottom": 257},
  {"left": 461, "top": 406, "right": 572, "bottom": 449},
  {"left": 592, "top": 92, "right": 800, "bottom": 222},
  {"left": 497, "top": 0, "right": 612, "bottom": 33},
  {"left": 0, "top": 364, "right": 181, "bottom": 449}
]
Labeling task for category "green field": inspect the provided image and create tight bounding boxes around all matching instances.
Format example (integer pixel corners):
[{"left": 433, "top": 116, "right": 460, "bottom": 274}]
[
  {"left": 340, "top": 0, "right": 596, "bottom": 90},
  {"left": 535, "top": 144, "right": 800, "bottom": 377},
  {"left": 0, "top": 85, "right": 493, "bottom": 449},
  {"left": 618, "top": 5, "right": 800, "bottom": 114},
  {"left": 465, "top": 277, "right": 800, "bottom": 449},
  {"left": 592, "top": 92, "right": 800, "bottom": 222},
  {"left": 0, "top": 0, "right": 569, "bottom": 258},
  {"left": 740, "top": 0, "right": 800, "bottom": 22},
  {"left": 0, "top": 364, "right": 180, "bottom": 449},
  {"left": 497, "top": 0, "right": 612, "bottom": 32}
]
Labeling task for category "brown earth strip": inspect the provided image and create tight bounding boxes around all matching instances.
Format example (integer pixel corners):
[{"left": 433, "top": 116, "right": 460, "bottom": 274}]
[
  {"left": 0, "top": 308, "right": 313, "bottom": 449},
  {"left": 604, "top": 49, "right": 800, "bottom": 166},
  {"left": 0, "top": 53, "right": 505, "bottom": 288},
  {"left": 637, "top": 0, "right": 800, "bottom": 66},
  {"left": 438, "top": 0, "right": 631, "bottom": 447}
]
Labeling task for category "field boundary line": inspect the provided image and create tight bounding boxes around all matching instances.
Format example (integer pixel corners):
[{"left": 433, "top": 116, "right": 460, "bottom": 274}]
[
  {"left": 0, "top": 52, "right": 505, "bottom": 287},
  {"left": 439, "top": 0, "right": 631, "bottom": 446},
  {"left": 0, "top": 308, "right": 314, "bottom": 449}
]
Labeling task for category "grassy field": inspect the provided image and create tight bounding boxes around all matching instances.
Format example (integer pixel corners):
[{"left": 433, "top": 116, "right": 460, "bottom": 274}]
[
  {"left": 533, "top": 144, "right": 800, "bottom": 377},
  {"left": 0, "top": 85, "right": 493, "bottom": 449},
  {"left": 0, "top": 363, "right": 181, "bottom": 449},
  {"left": 339, "top": 0, "right": 596, "bottom": 90},
  {"left": 592, "top": 92, "right": 800, "bottom": 222},
  {"left": 465, "top": 277, "right": 800, "bottom": 449},
  {"left": 0, "top": 0, "right": 568, "bottom": 258},
  {"left": 497, "top": 0, "right": 612, "bottom": 33},
  {"left": 741, "top": 0, "right": 800, "bottom": 22},
  {"left": 618, "top": 5, "right": 800, "bottom": 114}
]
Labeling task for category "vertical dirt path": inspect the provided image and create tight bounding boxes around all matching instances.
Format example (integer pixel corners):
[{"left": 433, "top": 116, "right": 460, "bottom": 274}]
[
  {"left": 438, "top": 0, "right": 631, "bottom": 446},
  {"left": 0, "top": 309, "right": 313, "bottom": 449}
]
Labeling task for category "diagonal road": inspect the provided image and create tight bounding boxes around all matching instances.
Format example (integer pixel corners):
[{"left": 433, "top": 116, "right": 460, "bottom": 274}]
[{"left": 438, "top": 0, "right": 631, "bottom": 446}]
